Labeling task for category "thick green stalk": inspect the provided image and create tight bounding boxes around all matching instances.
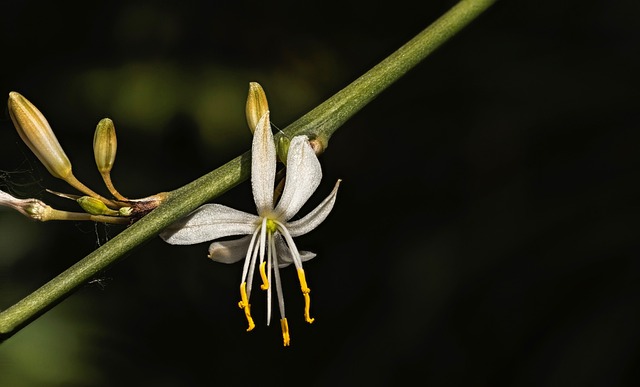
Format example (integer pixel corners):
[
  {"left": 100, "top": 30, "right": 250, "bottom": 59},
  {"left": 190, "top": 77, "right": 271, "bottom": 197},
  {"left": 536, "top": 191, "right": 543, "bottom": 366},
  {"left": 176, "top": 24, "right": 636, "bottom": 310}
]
[
  {"left": 0, "top": 0, "right": 496, "bottom": 341},
  {"left": 288, "top": 0, "right": 497, "bottom": 144}
]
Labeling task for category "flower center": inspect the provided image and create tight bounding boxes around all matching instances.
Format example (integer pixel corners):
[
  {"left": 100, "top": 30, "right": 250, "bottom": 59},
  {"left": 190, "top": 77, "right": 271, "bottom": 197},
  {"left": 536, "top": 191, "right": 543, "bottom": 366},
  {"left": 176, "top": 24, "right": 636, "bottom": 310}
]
[{"left": 265, "top": 218, "right": 278, "bottom": 234}]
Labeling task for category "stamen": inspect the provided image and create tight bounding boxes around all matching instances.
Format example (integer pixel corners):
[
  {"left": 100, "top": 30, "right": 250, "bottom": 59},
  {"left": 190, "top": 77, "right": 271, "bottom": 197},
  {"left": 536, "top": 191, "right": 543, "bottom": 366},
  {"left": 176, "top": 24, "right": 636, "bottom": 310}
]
[
  {"left": 280, "top": 318, "right": 291, "bottom": 346},
  {"left": 266, "top": 232, "right": 274, "bottom": 324},
  {"left": 240, "top": 228, "right": 261, "bottom": 284},
  {"left": 259, "top": 261, "right": 269, "bottom": 290},
  {"left": 297, "top": 269, "right": 315, "bottom": 324},
  {"left": 273, "top": 244, "right": 286, "bottom": 319},
  {"left": 238, "top": 282, "right": 255, "bottom": 331}
]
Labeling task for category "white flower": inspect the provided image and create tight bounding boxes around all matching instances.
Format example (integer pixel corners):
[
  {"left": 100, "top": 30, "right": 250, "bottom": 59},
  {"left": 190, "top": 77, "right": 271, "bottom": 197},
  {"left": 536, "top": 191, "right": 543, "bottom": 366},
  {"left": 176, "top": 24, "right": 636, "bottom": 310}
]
[{"left": 160, "top": 111, "right": 340, "bottom": 346}]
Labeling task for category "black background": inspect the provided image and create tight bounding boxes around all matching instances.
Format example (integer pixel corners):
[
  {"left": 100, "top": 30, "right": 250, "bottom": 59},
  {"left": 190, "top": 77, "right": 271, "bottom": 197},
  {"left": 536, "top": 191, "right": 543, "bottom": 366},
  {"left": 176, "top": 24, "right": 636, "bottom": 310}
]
[{"left": 1, "top": 1, "right": 639, "bottom": 386}]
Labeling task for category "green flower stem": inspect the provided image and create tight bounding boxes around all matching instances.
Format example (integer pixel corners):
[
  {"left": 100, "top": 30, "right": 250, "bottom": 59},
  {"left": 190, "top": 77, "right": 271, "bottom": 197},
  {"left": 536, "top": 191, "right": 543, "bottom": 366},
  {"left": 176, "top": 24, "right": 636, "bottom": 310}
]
[
  {"left": 0, "top": 0, "right": 496, "bottom": 342},
  {"left": 285, "top": 0, "right": 497, "bottom": 145}
]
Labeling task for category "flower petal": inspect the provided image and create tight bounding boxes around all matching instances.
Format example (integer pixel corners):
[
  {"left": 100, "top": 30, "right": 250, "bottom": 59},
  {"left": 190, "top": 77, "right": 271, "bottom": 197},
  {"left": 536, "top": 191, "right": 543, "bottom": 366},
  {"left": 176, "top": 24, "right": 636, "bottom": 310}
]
[
  {"left": 251, "top": 111, "right": 276, "bottom": 214},
  {"left": 274, "top": 233, "right": 316, "bottom": 267},
  {"left": 286, "top": 179, "right": 341, "bottom": 237},
  {"left": 208, "top": 235, "right": 253, "bottom": 264},
  {"left": 160, "top": 204, "right": 258, "bottom": 245},
  {"left": 274, "top": 135, "right": 322, "bottom": 221}
]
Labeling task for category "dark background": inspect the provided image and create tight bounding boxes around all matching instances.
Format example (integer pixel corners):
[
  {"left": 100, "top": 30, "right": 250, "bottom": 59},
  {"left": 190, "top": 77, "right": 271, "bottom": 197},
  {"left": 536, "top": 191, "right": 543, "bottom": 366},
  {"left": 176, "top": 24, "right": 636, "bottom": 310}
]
[{"left": 1, "top": 0, "right": 639, "bottom": 386}]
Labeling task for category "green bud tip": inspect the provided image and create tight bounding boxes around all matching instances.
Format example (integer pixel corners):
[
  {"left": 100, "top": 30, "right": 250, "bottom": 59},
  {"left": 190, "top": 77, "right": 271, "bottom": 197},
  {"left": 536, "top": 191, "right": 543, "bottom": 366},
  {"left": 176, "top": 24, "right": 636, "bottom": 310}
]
[
  {"left": 276, "top": 136, "right": 291, "bottom": 164},
  {"left": 118, "top": 207, "right": 133, "bottom": 216}
]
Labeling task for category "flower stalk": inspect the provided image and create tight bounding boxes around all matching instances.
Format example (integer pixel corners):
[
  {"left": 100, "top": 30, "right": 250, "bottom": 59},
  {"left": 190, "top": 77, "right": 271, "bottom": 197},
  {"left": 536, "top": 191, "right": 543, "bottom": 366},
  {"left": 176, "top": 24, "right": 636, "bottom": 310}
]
[{"left": 0, "top": 0, "right": 497, "bottom": 342}]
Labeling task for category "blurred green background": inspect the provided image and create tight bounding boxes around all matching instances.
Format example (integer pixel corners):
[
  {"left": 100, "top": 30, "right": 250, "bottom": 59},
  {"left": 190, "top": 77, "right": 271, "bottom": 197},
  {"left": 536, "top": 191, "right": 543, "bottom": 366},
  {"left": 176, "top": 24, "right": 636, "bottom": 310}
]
[{"left": 1, "top": 0, "right": 639, "bottom": 386}]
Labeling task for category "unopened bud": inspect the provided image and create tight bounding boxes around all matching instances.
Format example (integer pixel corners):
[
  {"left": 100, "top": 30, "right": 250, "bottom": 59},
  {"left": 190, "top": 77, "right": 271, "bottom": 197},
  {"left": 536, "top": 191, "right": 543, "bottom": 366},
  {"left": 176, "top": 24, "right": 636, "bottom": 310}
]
[
  {"left": 246, "top": 82, "right": 269, "bottom": 133},
  {"left": 93, "top": 118, "right": 127, "bottom": 201},
  {"left": 77, "top": 196, "right": 120, "bottom": 216},
  {"left": 93, "top": 118, "right": 117, "bottom": 174},
  {"left": 7, "top": 92, "right": 72, "bottom": 179}
]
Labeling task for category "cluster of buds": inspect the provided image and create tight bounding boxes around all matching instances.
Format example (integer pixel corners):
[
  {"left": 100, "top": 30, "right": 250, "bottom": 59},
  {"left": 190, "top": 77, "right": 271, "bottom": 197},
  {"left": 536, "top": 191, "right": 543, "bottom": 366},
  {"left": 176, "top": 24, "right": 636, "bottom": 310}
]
[{"left": 1, "top": 92, "right": 166, "bottom": 224}]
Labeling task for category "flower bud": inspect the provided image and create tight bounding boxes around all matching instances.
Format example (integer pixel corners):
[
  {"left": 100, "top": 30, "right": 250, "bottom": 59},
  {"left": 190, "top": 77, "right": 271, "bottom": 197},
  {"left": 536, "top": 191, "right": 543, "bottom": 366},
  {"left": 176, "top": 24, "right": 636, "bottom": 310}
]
[
  {"left": 77, "top": 196, "right": 120, "bottom": 216},
  {"left": 118, "top": 206, "right": 133, "bottom": 216},
  {"left": 93, "top": 118, "right": 127, "bottom": 201},
  {"left": 7, "top": 92, "right": 72, "bottom": 180},
  {"left": 246, "top": 82, "right": 269, "bottom": 133},
  {"left": 93, "top": 118, "right": 117, "bottom": 174},
  {"left": 276, "top": 135, "right": 290, "bottom": 164}
]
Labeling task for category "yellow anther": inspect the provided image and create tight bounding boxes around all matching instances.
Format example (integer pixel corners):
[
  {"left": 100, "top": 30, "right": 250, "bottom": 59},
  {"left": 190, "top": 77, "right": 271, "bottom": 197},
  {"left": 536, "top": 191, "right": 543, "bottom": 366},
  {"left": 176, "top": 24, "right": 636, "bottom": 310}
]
[
  {"left": 259, "top": 261, "right": 269, "bottom": 290},
  {"left": 238, "top": 282, "right": 255, "bottom": 331},
  {"left": 303, "top": 293, "right": 314, "bottom": 324},
  {"left": 280, "top": 318, "right": 291, "bottom": 347},
  {"left": 297, "top": 269, "right": 315, "bottom": 324},
  {"left": 297, "top": 268, "right": 310, "bottom": 293}
]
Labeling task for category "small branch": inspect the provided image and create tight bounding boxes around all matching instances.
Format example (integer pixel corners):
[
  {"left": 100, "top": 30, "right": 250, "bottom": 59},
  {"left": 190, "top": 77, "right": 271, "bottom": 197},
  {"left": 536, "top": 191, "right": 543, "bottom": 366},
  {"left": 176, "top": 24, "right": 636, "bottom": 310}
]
[{"left": 0, "top": 0, "right": 497, "bottom": 342}]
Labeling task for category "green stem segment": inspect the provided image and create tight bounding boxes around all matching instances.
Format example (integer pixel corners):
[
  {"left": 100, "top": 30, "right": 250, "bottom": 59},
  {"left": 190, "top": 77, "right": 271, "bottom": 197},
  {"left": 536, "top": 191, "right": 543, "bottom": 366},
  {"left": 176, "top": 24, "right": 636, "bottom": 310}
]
[
  {"left": 287, "top": 0, "right": 497, "bottom": 144},
  {"left": 0, "top": 0, "right": 496, "bottom": 341}
]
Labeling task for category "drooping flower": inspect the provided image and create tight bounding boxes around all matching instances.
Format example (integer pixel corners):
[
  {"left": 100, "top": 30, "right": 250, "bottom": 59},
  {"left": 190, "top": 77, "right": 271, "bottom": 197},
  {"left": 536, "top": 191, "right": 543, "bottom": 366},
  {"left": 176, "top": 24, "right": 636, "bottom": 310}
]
[
  {"left": 0, "top": 189, "right": 47, "bottom": 219},
  {"left": 160, "top": 111, "right": 340, "bottom": 346}
]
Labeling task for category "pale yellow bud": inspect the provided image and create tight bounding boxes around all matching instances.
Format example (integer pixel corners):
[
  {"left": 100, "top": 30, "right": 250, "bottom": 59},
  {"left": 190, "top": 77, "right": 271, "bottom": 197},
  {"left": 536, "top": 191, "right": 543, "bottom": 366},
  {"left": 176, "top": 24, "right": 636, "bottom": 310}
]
[
  {"left": 7, "top": 91, "right": 72, "bottom": 179},
  {"left": 93, "top": 118, "right": 127, "bottom": 201},
  {"left": 246, "top": 82, "right": 269, "bottom": 133},
  {"left": 93, "top": 118, "right": 117, "bottom": 174}
]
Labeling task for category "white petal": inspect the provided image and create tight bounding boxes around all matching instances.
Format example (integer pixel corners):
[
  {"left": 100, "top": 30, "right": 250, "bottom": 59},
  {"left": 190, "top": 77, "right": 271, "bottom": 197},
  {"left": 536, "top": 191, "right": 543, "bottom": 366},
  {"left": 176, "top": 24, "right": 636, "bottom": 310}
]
[
  {"left": 251, "top": 111, "right": 276, "bottom": 214},
  {"left": 207, "top": 235, "right": 253, "bottom": 264},
  {"left": 286, "top": 179, "right": 341, "bottom": 237},
  {"left": 274, "top": 135, "right": 322, "bottom": 221},
  {"left": 160, "top": 204, "right": 258, "bottom": 245},
  {"left": 273, "top": 233, "right": 316, "bottom": 267}
]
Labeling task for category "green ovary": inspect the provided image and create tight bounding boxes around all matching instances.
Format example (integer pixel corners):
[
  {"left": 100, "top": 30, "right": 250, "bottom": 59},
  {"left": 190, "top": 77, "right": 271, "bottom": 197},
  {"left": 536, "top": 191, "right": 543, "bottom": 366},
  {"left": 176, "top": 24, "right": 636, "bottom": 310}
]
[{"left": 266, "top": 218, "right": 278, "bottom": 234}]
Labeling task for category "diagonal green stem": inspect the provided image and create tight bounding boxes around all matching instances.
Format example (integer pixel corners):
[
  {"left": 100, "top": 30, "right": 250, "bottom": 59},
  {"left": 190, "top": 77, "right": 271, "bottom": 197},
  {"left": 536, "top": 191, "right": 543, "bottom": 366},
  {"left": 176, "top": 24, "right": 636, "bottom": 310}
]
[
  {"left": 0, "top": 0, "right": 497, "bottom": 341},
  {"left": 287, "top": 0, "right": 497, "bottom": 144}
]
